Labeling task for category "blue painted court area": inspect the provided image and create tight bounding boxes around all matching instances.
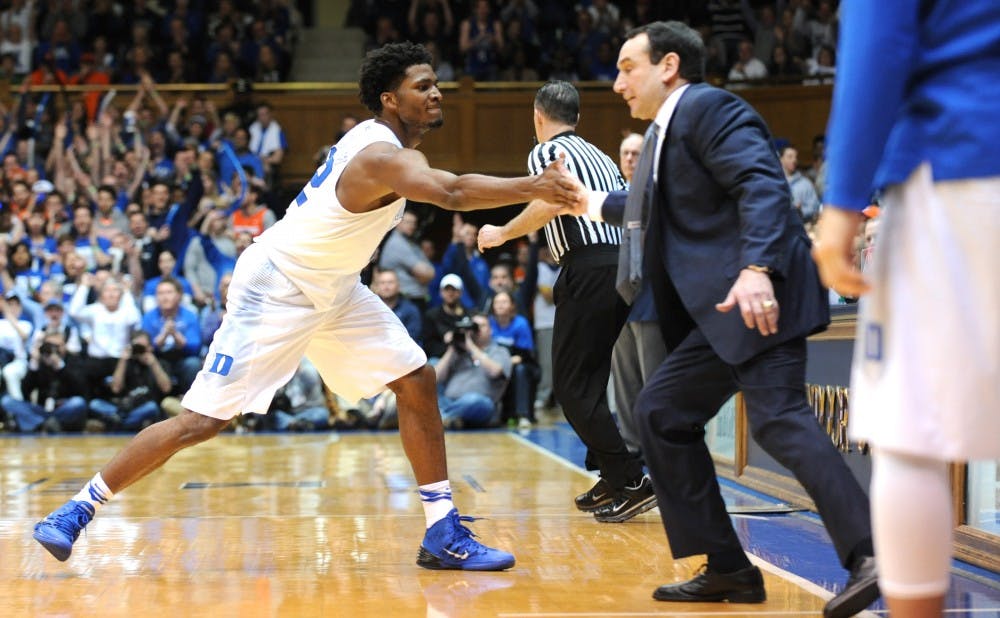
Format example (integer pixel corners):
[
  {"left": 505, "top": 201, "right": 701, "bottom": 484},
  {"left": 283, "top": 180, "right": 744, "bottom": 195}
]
[{"left": 523, "top": 422, "right": 1000, "bottom": 617}]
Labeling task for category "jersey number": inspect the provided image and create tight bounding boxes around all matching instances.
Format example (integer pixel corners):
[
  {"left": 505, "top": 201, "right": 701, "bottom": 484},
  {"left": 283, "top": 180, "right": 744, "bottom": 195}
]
[{"left": 294, "top": 146, "right": 337, "bottom": 206}]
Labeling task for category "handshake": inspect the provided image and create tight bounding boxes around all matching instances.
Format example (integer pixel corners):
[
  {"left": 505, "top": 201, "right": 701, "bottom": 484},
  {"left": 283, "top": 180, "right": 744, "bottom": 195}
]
[{"left": 479, "top": 156, "right": 590, "bottom": 252}]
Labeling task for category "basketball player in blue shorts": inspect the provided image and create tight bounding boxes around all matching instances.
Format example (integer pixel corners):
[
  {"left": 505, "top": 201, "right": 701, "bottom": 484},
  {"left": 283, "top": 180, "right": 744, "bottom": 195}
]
[{"left": 32, "top": 42, "right": 580, "bottom": 571}]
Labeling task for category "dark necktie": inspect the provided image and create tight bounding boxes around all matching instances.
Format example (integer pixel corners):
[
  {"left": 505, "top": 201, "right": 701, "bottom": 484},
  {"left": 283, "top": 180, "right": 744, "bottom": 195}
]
[{"left": 616, "top": 121, "right": 660, "bottom": 304}]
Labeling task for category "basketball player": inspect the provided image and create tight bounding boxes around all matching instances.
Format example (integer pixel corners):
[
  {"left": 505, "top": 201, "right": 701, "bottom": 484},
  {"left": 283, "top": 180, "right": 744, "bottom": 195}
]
[
  {"left": 32, "top": 42, "right": 580, "bottom": 571},
  {"left": 814, "top": 2, "right": 1000, "bottom": 616}
]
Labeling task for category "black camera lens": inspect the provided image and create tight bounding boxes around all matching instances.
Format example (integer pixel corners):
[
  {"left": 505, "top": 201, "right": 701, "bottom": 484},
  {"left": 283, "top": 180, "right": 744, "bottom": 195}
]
[
  {"left": 40, "top": 343, "right": 56, "bottom": 356},
  {"left": 131, "top": 344, "right": 147, "bottom": 356}
]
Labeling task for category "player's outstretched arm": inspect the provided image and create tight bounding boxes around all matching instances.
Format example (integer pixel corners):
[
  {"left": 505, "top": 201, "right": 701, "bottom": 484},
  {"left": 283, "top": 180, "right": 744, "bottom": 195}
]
[{"left": 357, "top": 144, "right": 582, "bottom": 212}]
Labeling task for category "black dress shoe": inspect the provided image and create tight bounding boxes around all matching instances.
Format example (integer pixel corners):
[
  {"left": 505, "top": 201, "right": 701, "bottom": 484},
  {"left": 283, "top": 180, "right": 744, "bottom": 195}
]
[
  {"left": 653, "top": 564, "right": 766, "bottom": 603},
  {"left": 823, "top": 556, "right": 880, "bottom": 618}
]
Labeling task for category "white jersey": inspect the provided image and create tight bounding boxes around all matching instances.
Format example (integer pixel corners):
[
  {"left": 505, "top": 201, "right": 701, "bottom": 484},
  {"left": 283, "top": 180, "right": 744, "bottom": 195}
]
[{"left": 255, "top": 119, "right": 406, "bottom": 310}]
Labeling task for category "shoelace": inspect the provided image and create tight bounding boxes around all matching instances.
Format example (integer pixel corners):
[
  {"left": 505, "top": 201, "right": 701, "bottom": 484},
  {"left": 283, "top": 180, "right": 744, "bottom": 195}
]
[
  {"left": 43, "top": 505, "right": 92, "bottom": 540},
  {"left": 445, "top": 512, "right": 488, "bottom": 556}
]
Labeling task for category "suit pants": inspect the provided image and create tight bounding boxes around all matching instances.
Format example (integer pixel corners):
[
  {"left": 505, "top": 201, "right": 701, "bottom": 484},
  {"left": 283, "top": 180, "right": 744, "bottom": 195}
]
[
  {"left": 612, "top": 319, "right": 668, "bottom": 454},
  {"left": 552, "top": 246, "right": 641, "bottom": 490},
  {"left": 636, "top": 327, "right": 871, "bottom": 567}
]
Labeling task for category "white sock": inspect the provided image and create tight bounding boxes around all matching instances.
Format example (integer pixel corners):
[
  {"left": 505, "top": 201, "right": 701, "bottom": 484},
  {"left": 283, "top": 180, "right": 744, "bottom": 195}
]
[
  {"left": 419, "top": 480, "right": 455, "bottom": 528},
  {"left": 72, "top": 473, "right": 114, "bottom": 512}
]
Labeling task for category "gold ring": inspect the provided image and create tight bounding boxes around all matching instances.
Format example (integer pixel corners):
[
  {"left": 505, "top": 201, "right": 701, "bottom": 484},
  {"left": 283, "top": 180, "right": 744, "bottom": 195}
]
[{"left": 762, "top": 299, "right": 776, "bottom": 309}]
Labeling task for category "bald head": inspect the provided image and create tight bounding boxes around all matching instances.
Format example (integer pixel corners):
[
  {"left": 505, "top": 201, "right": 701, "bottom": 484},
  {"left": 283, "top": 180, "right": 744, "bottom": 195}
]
[{"left": 619, "top": 133, "right": 644, "bottom": 183}]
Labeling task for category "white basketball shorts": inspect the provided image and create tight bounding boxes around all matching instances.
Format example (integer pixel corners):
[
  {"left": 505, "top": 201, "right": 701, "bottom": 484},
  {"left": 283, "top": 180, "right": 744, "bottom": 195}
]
[
  {"left": 182, "top": 243, "right": 427, "bottom": 420},
  {"left": 849, "top": 163, "right": 1000, "bottom": 460}
]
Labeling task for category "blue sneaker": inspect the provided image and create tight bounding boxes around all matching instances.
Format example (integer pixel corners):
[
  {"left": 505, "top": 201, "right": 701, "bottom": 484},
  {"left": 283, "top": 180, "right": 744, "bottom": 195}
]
[
  {"left": 33, "top": 500, "right": 95, "bottom": 561},
  {"left": 417, "top": 509, "right": 515, "bottom": 571}
]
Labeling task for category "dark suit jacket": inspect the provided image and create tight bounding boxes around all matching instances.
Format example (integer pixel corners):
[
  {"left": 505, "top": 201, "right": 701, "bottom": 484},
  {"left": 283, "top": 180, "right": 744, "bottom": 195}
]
[{"left": 603, "top": 83, "right": 829, "bottom": 365}]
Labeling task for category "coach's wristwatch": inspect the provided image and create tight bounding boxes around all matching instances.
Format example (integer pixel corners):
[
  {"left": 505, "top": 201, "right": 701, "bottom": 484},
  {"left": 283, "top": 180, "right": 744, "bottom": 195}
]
[{"left": 745, "top": 264, "right": 772, "bottom": 274}]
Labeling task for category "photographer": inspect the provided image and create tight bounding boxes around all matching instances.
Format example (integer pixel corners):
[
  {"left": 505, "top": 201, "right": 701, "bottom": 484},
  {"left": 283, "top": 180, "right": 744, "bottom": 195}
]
[
  {"left": 433, "top": 313, "right": 511, "bottom": 429},
  {"left": 88, "top": 331, "right": 173, "bottom": 432},
  {"left": 0, "top": 332, "right": 88, "bottom": 433}
]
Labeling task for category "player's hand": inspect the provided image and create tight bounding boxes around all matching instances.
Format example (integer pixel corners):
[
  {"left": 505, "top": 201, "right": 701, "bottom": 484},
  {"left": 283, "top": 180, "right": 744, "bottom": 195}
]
[
  {"left": 535, "top": 155, "right": 584, "bottom": 209},
  {"left": 812, "top": 207, "right": 870, "bottom": 297},
  {"left": 715, "top": 269, "right": 779, "bottom": 336},
  {"left": 477, "top": 224, "right": 505, "bottom": 252}
]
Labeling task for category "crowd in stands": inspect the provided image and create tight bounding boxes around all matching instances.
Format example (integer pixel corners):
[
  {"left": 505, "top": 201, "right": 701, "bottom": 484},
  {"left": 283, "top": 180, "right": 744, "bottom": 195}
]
[
  {"left": 347, "top": 0, "right": 839, "bottom": 84},
  {"left": 0, "top": 0, "right": 302, "bottom": 86},
  {"left": 0, "top": 2, "right": 857, "bottom": 435}
]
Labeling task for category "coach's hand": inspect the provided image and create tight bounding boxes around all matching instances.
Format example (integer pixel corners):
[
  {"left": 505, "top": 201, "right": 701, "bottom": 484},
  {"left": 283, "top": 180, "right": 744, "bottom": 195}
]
[
  {"left": 716, "top": 269, "right": 780, "bottom": 336},
  {"left": 813, "top": 207, "right": 871, "bottom": 297}
]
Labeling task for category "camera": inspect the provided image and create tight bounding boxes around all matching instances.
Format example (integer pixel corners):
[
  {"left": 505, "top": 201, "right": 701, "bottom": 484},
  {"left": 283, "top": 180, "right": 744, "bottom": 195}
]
[
  {"left": 449, "top": 316, "right": 478, "bottom": 350},
  {"left": 453, "top": 316, "right": 477, "bottom": 334},
  {"left": 40, "top": 342, "right": 58, "bottom": 356},
  {"left": 131, "top": 343, "right": 147, "bottom": 356}
]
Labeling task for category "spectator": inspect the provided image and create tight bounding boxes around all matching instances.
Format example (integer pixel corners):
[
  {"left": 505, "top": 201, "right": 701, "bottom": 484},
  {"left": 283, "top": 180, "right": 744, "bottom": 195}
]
[
  {"left": 216, "top": 127, "right": 265, "bottom": 190},
  {"left": 769, "top": 44, "right": 802, "bottom": 79},
  {"left": 254, "top": 44, "right": 283, "bottom": 83},
  {"left": 805, "top": 43, "right": 836, "bottom": 83},
  {"left": 378, "top": 209, "right": 434, "bottom": 311},
  {"left": 779, "top": 145, "right": 821, "bottom": 223},
  {"left": 31, "top": 297, "right": 83, "bottom": 357},
  {"left": 441, "top": 215, "right": 489, "bottom": 309},
  {"left": 532, "top": 243, "right": 557, "bottom": 411},
  {"left": 92, "top": 184, "right": 129, "bottom": 241},
  {"left": 433, "top": 313, "right": 511, "bottom": 429},
  {"left": 229, "top": 184, "right": 275, "bottom": 238},
  {"left": 141, "top": 276, "right": 202, "bottom": 394},
  {"left": 423, "top": 273, "right": 473, "bottom": 361},
  {"left": 0, "top": 291, "right": 31, "bottom": 401},
  {"left": 459, "top": 0, "right": 504, "bottom": 81},
  {"left": 5, "top": 240, "right": 47, "bottom": 298},
  {"left": 199, "top": 271, "right": 231, "bottom": 348},
  {"left": 88, "top": 330, "right": 173, "bottom": 432},
  {"left": 488, "top": 290, "right": 537, "bottom": 428},
  {"left": 247, "top": 102, "right": 287, "bottom": 185},
  {"left": 141, "top": 249, "right": 196, "bottom": 312},
  {"left": 1, "top": 330, "right": 89, "bottom": 432},
  {"left": 728, "top": 38, "right": 768, "bottom": 82},
  {"left": 587, "top": 0, "right": 620, "bottom": 36},
  {"left": 373, "top": 268, "right": 423, "bottom": 345},
  {"left": 67, "top": 273, "right": 141, "bottom": 395},
  {"left": 271, "top": 359, "right": 332, "bottom": 431},
  {"left": 0, "top": 23, "right": 33, "bottom": 75}
]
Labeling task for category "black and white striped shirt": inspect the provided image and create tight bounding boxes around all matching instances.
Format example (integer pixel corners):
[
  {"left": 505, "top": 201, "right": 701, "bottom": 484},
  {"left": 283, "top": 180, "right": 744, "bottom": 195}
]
[{"left": 527, "top": 132, "right": 626, "bottom": 263}]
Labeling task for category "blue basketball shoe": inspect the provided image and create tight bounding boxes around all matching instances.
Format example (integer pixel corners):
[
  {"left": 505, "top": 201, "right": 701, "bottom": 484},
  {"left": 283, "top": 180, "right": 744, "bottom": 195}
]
[
  {"left": 33, "top": 500, "right": 95, "bottom": 561},
  {"left": 417, "top": 509, "right": 515, "bottom": 571}
]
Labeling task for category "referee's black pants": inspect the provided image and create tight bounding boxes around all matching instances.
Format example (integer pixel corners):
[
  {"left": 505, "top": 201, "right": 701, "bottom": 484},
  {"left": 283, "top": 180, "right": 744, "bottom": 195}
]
[{"left": 552, "top": 245, "right": 643, "bottom": 491}]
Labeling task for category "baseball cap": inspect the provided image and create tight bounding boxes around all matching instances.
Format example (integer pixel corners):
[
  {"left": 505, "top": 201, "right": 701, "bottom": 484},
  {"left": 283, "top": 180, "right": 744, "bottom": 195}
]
[{"left": 439, "top": 273, "right": 463, "bottom": 291}]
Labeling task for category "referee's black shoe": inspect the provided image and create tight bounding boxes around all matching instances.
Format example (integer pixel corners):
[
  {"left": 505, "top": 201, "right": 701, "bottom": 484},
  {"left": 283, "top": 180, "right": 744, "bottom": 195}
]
[
  {"left": 592, "top": 475, "right": 658, "bottom": 523},
  {"left": 574, "top": 478, "right": 614, "bottom": 512}
]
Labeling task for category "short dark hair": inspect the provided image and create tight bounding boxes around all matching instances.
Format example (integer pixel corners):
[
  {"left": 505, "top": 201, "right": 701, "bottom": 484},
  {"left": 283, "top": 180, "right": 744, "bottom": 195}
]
[
  {"left": 626, "top": 21, "right": 705, "bottom": 83},
  {"left": 156, "top": 276, "right": 183, "bottom": 295},
  {"left": 359, "top": 42, "right": 433, "bottom": 115},
  {"left": 534, "top": 80, "right": 580, "bottom": 126}
]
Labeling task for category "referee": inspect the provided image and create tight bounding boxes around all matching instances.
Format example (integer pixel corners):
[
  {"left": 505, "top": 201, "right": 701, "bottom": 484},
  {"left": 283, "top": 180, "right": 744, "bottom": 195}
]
[{"left": 479, "top": 81, "right": 655, "bottom": 522}]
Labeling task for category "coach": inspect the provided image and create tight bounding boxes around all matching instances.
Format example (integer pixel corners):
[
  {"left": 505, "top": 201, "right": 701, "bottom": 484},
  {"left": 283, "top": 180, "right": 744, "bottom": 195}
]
[{"left": 582, "top": 21, "right": 878, "bottom": 618}]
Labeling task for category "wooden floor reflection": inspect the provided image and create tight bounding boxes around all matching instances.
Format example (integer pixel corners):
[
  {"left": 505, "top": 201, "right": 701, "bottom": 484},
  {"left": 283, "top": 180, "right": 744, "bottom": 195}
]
[{"left": 2, "top": 432, "right": 838, "bottom": 617}]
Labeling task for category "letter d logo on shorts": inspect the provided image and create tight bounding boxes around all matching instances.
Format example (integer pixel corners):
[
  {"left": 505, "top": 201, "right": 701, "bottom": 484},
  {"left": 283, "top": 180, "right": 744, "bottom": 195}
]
[{"left": 209, "top": 353, "right": 235, "bottom": 376}]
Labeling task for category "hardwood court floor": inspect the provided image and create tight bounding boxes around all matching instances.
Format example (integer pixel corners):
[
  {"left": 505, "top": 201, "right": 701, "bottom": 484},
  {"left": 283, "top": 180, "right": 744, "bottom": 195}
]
[{"left": 3, "top": 431, "right": 866, "bottom": 617}]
